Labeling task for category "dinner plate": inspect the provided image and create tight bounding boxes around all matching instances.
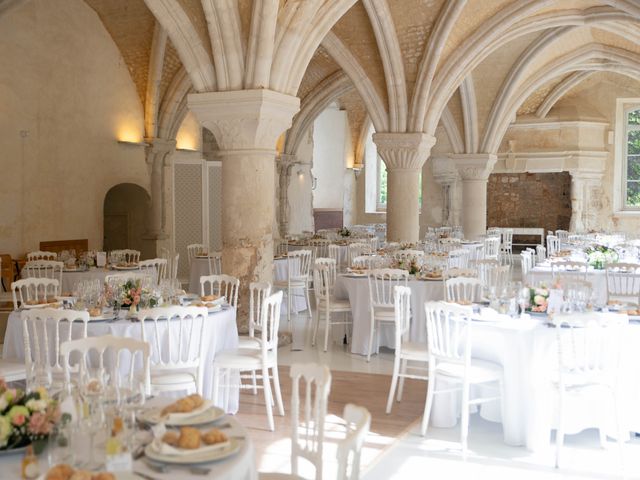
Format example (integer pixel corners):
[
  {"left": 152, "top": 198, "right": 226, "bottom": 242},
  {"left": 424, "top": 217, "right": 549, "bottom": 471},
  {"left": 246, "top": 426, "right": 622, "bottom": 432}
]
[
  {"left": 137, "top": 404, "right": 226, "bottom": 426},
  {"left": 0, "top": 445, "right": 28, "bottom": 456},
  {"left": 418, "top": 277, "right": 442, "bottom": 281},
  {"left": 144, "top": 438, "right": 241, "bottom": 465},
  {"left": 38, "top": 472, "right": 143, "bottom": 480},
  {"left": 113, "top": 265, "right": 140, "bottom": 270},
  {"left": 21, "top": 302, "right": 62, "bottom": 310}
]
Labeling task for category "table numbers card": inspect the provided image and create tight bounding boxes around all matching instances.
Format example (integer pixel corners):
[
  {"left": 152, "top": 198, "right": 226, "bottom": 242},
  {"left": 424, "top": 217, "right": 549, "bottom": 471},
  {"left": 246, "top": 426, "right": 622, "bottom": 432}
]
[{"left": 96, "top": 251, "right": 107, "bottom": 267}]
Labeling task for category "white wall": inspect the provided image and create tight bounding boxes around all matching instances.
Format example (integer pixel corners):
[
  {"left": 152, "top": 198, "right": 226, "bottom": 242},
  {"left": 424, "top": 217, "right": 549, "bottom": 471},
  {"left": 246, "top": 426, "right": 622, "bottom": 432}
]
[
  {"left": 288, "top": 128, "right": 314, "bottom": 234},
  {"left": 0, "top": 0, "right": 148, "bottom": 257}
]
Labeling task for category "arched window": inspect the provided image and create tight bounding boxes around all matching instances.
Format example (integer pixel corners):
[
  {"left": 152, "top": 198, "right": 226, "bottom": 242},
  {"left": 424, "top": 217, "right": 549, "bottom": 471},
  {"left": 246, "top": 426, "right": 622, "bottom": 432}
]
[{"left": 624, "top": 107, "right": 640, "bottom": 207}]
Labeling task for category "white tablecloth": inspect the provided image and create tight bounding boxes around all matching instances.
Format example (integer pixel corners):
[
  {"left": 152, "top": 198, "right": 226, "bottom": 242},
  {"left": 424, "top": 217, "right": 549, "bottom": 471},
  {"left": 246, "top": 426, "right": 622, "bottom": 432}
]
[
  {"left": 0, "top": 397, "right": 257, "bottom": 480},
  {"left": 189, "top": 257, "right": 213, "bottom": 294},
  {"left": 429, "top": 315, "right": 640, "bottom": 450},
  {"left": 334, "top": 275, "right": 445, "bottom": 355},
  {"left": 3, "top": 307, "right": 240, "bottom": 413},
  {"left": 528, "top": 265, "right": 607, "bottom": 305}
]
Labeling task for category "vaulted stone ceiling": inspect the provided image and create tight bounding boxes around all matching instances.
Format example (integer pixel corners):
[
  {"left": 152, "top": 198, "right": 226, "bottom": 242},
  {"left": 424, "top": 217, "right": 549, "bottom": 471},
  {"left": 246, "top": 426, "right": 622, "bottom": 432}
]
[{"left": 79, "top": 0, "right": 640, "bottom": 155}]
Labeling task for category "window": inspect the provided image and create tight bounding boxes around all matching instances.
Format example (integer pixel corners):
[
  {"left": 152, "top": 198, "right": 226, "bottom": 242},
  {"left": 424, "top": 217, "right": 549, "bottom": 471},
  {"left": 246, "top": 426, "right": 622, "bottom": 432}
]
[{"left": 624, "top": 107, "right": 640, "bottom": 207}]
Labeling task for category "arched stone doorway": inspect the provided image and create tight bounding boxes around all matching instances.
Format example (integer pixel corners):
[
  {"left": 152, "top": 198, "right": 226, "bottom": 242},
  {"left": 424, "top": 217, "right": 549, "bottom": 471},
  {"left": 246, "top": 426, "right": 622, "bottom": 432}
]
[{"left": 103, "top": 183, "right": 153, "bottom": 259}]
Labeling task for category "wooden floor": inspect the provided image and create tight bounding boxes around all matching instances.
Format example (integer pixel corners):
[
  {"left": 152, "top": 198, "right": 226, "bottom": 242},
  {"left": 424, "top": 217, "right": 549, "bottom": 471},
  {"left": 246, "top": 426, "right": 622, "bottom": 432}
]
[{"left": 234, "top": 366, "right": 427, "bottom": 476}]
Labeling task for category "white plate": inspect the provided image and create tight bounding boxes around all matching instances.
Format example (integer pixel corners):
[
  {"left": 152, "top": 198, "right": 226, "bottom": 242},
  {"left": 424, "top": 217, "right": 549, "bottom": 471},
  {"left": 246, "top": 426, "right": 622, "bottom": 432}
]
[
  {"left": 137, "top": 404, "right": 226, "bottom": 427},
  {"left": 113, "top": 265, "right": 140, "bottom": 270},
  {"left": 144, "top": 438, "right": 241, "bottom": 465},
  {"left": 21, "top": 302, "right": 61, "bottom": 310},
  {"left": 38, "top": 472, "right": 143, "bottom": 480}
]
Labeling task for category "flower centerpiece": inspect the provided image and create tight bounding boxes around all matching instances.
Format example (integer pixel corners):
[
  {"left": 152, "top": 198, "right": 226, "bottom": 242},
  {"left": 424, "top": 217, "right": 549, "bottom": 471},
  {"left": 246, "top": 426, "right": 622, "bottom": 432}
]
[
  {"left": 106, "top": 279, "right": 160, "bottom": 314},
  {"left": 527, "top": 285, "right": 550, "bottom": 313},
  {"left": 338, "top": 227, "right": 351, "bottom": 238},
  {"left": 585, "top": 244, "right": 618, "bottom": 270},
  {"left": 0, "top": 379, "right": 64, "bottom": 453},
  {"left": 395, "top": 258, "right": 420, "bottom": 275}
]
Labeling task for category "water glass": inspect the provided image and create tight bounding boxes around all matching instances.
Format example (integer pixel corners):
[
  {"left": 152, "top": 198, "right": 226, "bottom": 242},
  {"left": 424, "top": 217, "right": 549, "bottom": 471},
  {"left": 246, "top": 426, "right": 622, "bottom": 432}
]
[{"left": 48, "top": 423, "right": 74, "bottom": 467}]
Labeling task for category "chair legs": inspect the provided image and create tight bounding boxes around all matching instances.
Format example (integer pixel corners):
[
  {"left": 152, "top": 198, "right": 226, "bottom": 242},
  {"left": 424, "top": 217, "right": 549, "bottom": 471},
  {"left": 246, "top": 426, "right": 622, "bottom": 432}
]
[
  {"left": 397, "top": 359, "right": 407, "bottom": 402},
  {"left": 271, "top": 365, "right": 285, "bottom": 416},
  {"left": 460, "top": 382, "right": 470, "bottom": 458},
  {"left": 323, "top": 307, "right": 331, "bottom": 352},
  {"left": 262, "top": 365, "right": 275, "bottom": 432},
  {"left": 386, "top": 355, "right": 401, "bottom": 414},
  {"left": 421, "top": 368, "right": 435, "bottom": 436},
  {"left": 367, "top": 323, "right": 375, "bottom": 363}
]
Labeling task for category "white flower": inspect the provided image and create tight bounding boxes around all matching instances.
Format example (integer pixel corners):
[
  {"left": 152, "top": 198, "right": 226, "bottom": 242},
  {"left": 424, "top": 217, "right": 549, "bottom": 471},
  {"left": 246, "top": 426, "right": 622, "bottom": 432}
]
[
  {"left": 0, "top": 396, "right": 7, "bottom": 412},
  {"left": 25, "top": 399, "right": 47, "bottom": 413}
]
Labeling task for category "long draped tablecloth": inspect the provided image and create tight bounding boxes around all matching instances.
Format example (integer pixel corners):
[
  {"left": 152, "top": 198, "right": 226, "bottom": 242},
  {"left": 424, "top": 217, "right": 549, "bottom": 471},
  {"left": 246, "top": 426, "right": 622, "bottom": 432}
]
[
  {"left": 3, "top": 307, "right": 240, "bottom": 413},
  {"left": 429, "top": 314, "right": 640, "bottom": 450},
  {"left": 333, "top": 275, "right": 445, "bottom": 355}
]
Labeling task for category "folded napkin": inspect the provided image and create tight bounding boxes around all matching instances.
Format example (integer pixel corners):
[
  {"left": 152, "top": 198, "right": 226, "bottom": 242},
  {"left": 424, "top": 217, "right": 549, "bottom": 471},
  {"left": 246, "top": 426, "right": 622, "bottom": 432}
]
[
  {"left": 149, "top": 399, "right": 213, "bottom": 423},
  {"left": 150, "top": 423, "right": 230, "bottom": 457}
]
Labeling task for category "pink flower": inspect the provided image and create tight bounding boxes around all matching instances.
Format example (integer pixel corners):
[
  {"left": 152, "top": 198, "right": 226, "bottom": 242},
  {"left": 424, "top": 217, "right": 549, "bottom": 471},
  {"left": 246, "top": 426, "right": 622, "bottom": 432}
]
[
  {"left": 12, "top": 414, "right": 25, "bottom": 427},
  {"left": 133, "top": 295, "right": 140, "bottom": 305},
  {"left": 28, "top": 412, "right": 52, "bottom": 435}
]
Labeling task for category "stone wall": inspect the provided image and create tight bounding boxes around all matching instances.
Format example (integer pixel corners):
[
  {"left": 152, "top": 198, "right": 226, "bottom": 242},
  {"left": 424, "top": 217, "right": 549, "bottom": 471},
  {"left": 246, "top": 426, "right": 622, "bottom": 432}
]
[{"left": 487, "top": 172, "right": 571, "bottom": 237}]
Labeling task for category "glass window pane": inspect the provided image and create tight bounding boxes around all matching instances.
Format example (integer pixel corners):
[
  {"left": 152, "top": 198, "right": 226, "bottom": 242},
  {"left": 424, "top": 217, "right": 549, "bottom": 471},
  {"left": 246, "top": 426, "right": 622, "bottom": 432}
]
[
  {"left": 627, "top": 155, "right": 640, "bottom": 180},
  {"left": 627, "top": 181, "right": 640, "bottom": 206},
  {"left": 629, "top": 130, "right": 640, "bottom": 155},
  {"left": 629, "top": 109, "right": 640, "bottom": 126},
  {"left": 378, "top": 160, "right": 387, "bottom": 205}
]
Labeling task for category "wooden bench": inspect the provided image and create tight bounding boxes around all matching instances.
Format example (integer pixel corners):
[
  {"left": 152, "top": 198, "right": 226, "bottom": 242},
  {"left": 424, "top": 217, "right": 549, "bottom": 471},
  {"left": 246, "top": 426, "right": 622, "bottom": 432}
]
[
  {"left": 510, "top": 228, "right": 545, "bottom": 247},
  {"left": 39, "top": 239, "right": 89, "bottom": 256}
]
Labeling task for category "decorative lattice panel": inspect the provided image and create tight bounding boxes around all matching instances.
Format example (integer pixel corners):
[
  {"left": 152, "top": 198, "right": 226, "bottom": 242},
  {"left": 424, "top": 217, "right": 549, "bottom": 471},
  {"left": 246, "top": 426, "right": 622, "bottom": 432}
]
[
  {"left": 208, "top": 164, "right": 222, "bottom": 251},
  {"left": 174, "top": 163, "right": 203, "bottom": 280}
]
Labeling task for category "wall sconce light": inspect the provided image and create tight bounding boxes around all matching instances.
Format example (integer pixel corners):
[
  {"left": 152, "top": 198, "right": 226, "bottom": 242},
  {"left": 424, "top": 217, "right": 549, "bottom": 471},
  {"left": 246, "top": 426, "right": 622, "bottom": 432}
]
[
  {"left": 117, "top": 140, "right": 149, "bottom": 147},
  {"left": 351, "top": 164, "right": 364, "bottom": 178}
]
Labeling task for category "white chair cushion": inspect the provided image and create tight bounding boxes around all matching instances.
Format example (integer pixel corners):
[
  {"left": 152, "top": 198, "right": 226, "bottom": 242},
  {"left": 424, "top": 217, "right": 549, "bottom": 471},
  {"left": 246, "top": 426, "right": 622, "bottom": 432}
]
[
  {"left": 317, "top": 297, "right": 351, "bottom": 312},
  {"left": 150, "top": 370, "right": 197, "bottom": 386},
  {"left": 436, "top": 359, "right": 502, "bottom": 384},
  {"left": 237, "top": 336, "right": 261, "bottom": 349},
  {"left": 214, "top": 349, "right": 276, "bottom": 370}
]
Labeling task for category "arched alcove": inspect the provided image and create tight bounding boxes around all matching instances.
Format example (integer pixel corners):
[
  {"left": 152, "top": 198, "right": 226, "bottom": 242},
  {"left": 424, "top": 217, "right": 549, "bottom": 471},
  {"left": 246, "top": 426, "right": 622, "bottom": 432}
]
[{"left": 103, "top": 183, "right": 153, "bottom": 259}]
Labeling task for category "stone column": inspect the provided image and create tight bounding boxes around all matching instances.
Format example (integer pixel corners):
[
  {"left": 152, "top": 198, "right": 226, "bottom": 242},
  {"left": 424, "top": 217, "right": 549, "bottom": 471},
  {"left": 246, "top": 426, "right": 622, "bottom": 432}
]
[
  {"left": 188, "top": 89, "right": 300, "bottom": 321},
  {"left": 450, "top": 153, "right": 497, "bottom": 240},
  {"left": 144, "top": 138, "right": 176, "bottom": 243},
  {"left": 569, "top": 172, "right": 603, "bottom": 233},
  {"left": 276, "top": 153, "right": 297, "bottom": 238},
  {"left": 372, "top": 133, "right": 435, "bottom": 243}
]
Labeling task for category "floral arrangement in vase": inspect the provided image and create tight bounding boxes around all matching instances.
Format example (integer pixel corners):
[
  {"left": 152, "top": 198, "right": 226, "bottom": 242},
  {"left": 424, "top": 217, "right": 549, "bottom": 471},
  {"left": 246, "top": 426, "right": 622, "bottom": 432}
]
[
  {"left": 0, "top": 379, "right": 64, "bottom": 453},
  {"left": 585, "top": 245, "right": 618, "bottom": 270},
  {"left": 395, "top": 258, "right": 420, "bottom": 275},
  {"left": 527, "top": 286, "right": 550, "bottom": 313},
  {"left": 106, "top": 279, "right": 159, "bottom": 313}
]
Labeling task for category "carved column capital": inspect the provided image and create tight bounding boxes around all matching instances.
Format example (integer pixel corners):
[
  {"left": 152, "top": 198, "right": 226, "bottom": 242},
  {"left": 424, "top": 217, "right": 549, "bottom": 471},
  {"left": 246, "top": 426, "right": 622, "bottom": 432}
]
[
  {"left": 188, "top": 89, "right": 300, "bottom": 153},
  {"left": 145, "top": 137, "right": 176, "bottom": 166},
  {"left": 449, "top": 153, "right": 497, "bottom": 181},
  {"left": 373, "top": 132, "right": 435, "bottom": 170}
]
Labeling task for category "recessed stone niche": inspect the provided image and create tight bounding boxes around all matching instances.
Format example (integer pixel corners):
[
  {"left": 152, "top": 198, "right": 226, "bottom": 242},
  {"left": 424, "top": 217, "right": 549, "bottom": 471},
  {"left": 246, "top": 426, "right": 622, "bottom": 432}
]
[{"left": 487, "top": 172, "right": 571, "bottom": 243}]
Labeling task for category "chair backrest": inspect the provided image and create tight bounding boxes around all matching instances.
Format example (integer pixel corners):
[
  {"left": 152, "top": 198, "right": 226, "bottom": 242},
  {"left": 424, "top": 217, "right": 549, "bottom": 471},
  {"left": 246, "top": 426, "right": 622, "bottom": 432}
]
[
  {"left": 199, "top": 274, "right": 240, "bottom": 308},
  {"left": 424, "top": 301, "right": 474, "bottom": 366},
  {"left": 315, "top": 257, "right": 337, "bottom": 285},
  {"left": 275, "top": 239, "right": 289, "bottom": 257},
  {"left": 26, "top": 251, "right": 57, "bottom": 261},
  {"left": 552, "top": 312, "right": 626, "bottom": 384},
  {"left": 482, "top": 265, "right": 510, "bottom": 293},
  {"left": 139, "top": 258, "right": 167, "bottom": 284},
  {"left": 328, "top": 244, "right": 343, "bottom": 271},
  {"left": 22, "top": 308, "right": 90, "bottom": 380},
  {"left": 605, "top": 263, "right": 640, "bottom": 304},
  {"left": 336, "top": 404, "right": 371, "bottom": 480},
  {"left": 60, "top": 334, "right": 150, "bottom": 394},
  {"left": 555, "top": 230, "right": 569, "bottom": 242},
  {"left": 447, "top": 249, "right": 470, "bottom": 269},
  {"left": 290, "top": 362, "right": 332, "bottom": 480},
  {"left": 555, "top": 276, "right": 592, "bottom": 304},
  {"left": 486, "top": 227, "right": 501, "bottom": 237},
  {"left": 137, "top": 306, "right": 208, "bottom": 381},
  {"left": 393, "top": 286, "right": 412, "bottom": 352},
  {"left": 248, "top": 282, "right": 272, "bottom": 339},
  {"left": 260, "top": 291, "right": 283, "bottom": 356},
  {"left": 207, "top": 252, "right": 223, "bottom": 275},
  {"left": 287, "top": 249, "right": 313, "bottom": 280},
  {"left": 351, "top": 255, "right": 377, "bottom": 270},
  {"left": 110, "top": 249, "right": 141, "bottom": 264},
  {"left": 465, "top": 243, "right": 484, "bottom": 263},
  {"left": 104, "top": 273, "right": 153, "bottom": 291},
  {"left": 11, "top": 278, "right": 60, "bottom": 310},
  {"left": 186, "top": 244, "right": 207, "bottom": 266},
  {"left": 309, "top": 239, "right": 330, "bottom": 260},
  {"left": 313, "top": 264, "right": 333, "bottom": 308},
  {"left": 367, "top": 269, "right": 409, "bottom": 308},
  {"left": 520, "top": 250, "right": 533, "bottom": 279},
  {"left": 546, "top": 235, "right": 560, "bottom": 257},
  {"left": 550, "top": 261, "right": 588, "bottom": 280},
  {"left": 170, "top": 253, "right": 180, "bottom": 279},
  {"left": 536, "top": 244, "right": 547, "bottom": 262},
  {"left": 483, "top": 236, "right": 500, "bottom": 260},
  {"left": 500, "top": 228, "right": 513, "bottom": 249},
  {"left": 22, "top": 260, "right": 64, "bottom": 284},
  {"left": 392, "top": 250, "right": 424, "bottom": 262},
  {"left": 444, "top": 277, "right": 482, "bottom": 303},
  {"left": 438, "top": 238, "right": 461, "bottom": 253},
  {"left": 348, "top": 243, "right": 371, "bottom": 267}
]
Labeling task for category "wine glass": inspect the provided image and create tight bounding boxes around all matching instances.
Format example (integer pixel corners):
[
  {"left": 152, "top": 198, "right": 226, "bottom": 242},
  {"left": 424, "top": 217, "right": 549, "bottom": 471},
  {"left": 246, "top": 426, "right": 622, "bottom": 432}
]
[{"left": 518, "top": 287, "right": 530, "bottom": 317}]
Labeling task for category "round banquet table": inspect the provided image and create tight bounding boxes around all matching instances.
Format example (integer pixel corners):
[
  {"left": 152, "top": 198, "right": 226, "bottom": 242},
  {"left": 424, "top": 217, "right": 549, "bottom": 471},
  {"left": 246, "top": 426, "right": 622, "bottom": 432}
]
[
  {"left": 0, "top": 396, "right": 257, "bottom": 480},
  {"left": 3, "top": 307, "right": 240, "bottom": 413},
  {"left": 333, "top": 274, "right": 445, "bottom": 355},
  {"left": 189, "top": 257, "right": 214, "bottom": 294},
  {"left": 527, "top": 264, "right": 608, "bottom": 305},
  {"left": 428, "top": 312, "right": 640, "bottom": 450},
  {"left": 273, "top": 257, "right": 308, "bottom": 313}
]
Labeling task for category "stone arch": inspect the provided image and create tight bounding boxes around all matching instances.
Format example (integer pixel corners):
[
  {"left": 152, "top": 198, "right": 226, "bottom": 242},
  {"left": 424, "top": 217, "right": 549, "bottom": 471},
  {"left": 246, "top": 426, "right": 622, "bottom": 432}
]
[{"left": 535, "top": 71, "right": 596, "bottom": 118}]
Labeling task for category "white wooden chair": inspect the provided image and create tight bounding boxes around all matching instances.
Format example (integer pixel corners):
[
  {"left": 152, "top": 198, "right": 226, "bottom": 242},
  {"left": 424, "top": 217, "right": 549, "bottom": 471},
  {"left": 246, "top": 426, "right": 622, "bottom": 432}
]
[
  {"left": 483, "top": 236, "right": 500, "bottom": 261},
  {"left": 350, "top": 255, "right": 379, "bottom": 270},
  {"left": 438, "top": 238, "right": 462, "bottom": 253},
  {"left": 466, "top": 243, "right": 484, "bottom": 263},
  {"left": 605, "top": 263, "right": 640, "bottom": 304},
  {"left": 447, "top": 249, "right": 470, "bottom": 270},
  {"left": 275, "top": 239, "right": 289, "bottom": 257},
  {"left": 200, "top": 274, "right": 240, "bottom": 308},
  {"left": 392, "top": 250, "right": 425, "bottom": 263},
  {"left": 309, "top": 239, "right": 330, "bottom": 261},
  {"left": 555, "top": 229, "right": 569, "bottom": 244},
  {"left": 187, "top": 244, "right": 207, "bottom": 267},
  {"left": 386, "top": 286, "right": 428, "bottom": 414},
  {"left": 313, "top": 263, "right": 352, "bottom": 352},
  {"left": 22, "top": 260, "right": 64, "bottom": 284},
  {"left": 60, "top": 334, "right": 150, "bottom": 395},
  {"left": 547, "top": 235, "right": 560, "bottom": 257},
  {"left": 259, "top": 362, "right": 332, "bottom": 480},
  {"left": 366, "top": 269, "right": 409, "bottom": 362},
  {"left": 137, "top": 306, "right": 208, "bottom": 395},
  {"left": 500, "top": 228, "right": 513, "bottom": 264},
  {"left": 22, "top": 308, "right": 89, "bottom": 390},
  {"left": 207, "top": 252, "right": 223, "bottom": 276},
  {"left": 238, "top": 282, "right": 273, "bottom": 350},
  {"left": 520, "top": 250, "right": 534, "bottom": 283},
  {"left": 536, "top": 244, "right": 547, "bottom": 262},
  {"left": 11, "top": 278, "right": 60, "bottom": 310},
  {"left": 111, "top": 249, "right": 141, "bottom": 264},
  {"left": 26, "top": 251, "right": 56, "bottom": 261},
  {"left": 551, "top": 261, "right": 588, "bottom": 281},
  {"left": 139, "top": 258, "right": 167, "bottom": 285},
  {"left": 336, "top": 404, "right": 371, "bottom": 480},
  {"left": 551, "top": 313, "right": 626, "bottom": 468},
  {"left": 213, "top": 291, "right": 285, "bottom": 431},
  {"left": 273, "top": 250, "right": 313, "bottom": 325},
  {"left": 348, "top": 243, "right": 371, "bottom": 267},
  {"left": 169, "top": 253, "right": 179, "bottom": 279},
  {"left": 444, "top": 277, "right": 483, "bottom": 303},
  {"left": 422, "top": 301, "right": 504, "bottom": 456},
  {"left": 329, "top": 244, "right": 344, "bottom": 272}
]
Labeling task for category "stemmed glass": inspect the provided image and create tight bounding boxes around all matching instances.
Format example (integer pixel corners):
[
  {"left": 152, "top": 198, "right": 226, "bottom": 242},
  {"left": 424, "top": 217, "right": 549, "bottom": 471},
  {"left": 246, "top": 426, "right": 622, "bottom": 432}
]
[
  {"left": 518, "top": 287, "right": 530, "bottom": 317},
  {"left": 79, "top": 368, "right": 107, "bottom": 470}
]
